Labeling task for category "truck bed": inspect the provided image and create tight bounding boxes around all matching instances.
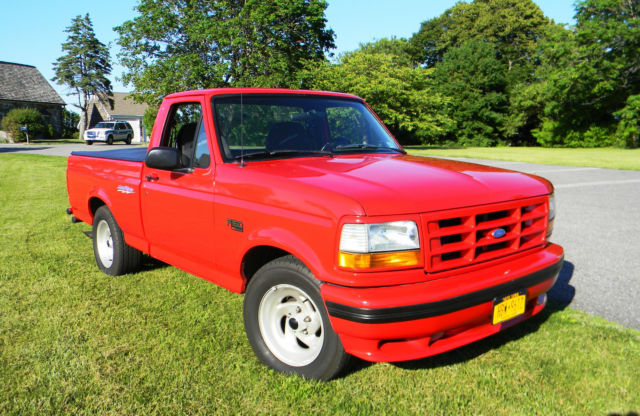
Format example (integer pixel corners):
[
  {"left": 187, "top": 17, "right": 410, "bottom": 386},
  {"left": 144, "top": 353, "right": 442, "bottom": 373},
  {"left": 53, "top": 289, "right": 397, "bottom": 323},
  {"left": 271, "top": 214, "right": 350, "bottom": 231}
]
[{"left": 70, "top": 147, "right": 148, "bottom": 162}]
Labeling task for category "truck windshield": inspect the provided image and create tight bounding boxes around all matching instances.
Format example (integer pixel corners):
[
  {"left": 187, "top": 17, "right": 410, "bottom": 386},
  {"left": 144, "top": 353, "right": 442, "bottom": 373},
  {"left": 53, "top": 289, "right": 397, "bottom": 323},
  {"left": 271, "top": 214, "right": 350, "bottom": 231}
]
[
  {"left": 94, "top": 122, "right": 115, "bottom": 129},
  {"left": 213, "top": 95, "right": 404, "bottom": 162}
]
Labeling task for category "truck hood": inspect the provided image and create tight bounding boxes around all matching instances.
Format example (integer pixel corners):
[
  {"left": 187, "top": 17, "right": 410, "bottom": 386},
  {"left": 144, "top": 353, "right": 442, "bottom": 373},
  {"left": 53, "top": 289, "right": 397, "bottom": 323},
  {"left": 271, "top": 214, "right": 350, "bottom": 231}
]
[{"left": 248, "top": 154, "right": 553, "bottom": 216}]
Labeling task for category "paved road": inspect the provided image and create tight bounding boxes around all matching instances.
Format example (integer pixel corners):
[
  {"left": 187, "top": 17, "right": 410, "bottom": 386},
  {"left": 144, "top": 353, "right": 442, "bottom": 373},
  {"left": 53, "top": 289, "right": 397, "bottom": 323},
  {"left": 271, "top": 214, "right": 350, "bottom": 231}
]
[
  {"left": 447, "top": 157, "right": 640, "bottom": 330},
  {"left": 2, "top": 144, "right": 639, "bottom": 330}
]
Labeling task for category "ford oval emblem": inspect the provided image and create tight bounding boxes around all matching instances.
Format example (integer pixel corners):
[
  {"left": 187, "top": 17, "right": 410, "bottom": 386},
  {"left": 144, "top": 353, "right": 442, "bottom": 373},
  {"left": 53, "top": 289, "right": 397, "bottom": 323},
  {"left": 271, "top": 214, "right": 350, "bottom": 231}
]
[{"left": 491, "top": 228, "right": 506, "bottom": 238}]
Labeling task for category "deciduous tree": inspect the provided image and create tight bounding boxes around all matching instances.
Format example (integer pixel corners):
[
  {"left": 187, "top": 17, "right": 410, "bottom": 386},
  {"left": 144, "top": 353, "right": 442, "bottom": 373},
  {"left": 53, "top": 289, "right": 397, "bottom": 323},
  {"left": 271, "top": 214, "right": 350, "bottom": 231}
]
[
  {"left": 115, "top": 0, "right": 335, "bottom": 104},
  {"left": 432, "top": 40, "right": 508, "bottom": 146},
  {"left": 530, "top": 0, "right": 640, "bottom": 147},
  {"left": 302, "top": 40, "right": 453, "bottom": 145}
]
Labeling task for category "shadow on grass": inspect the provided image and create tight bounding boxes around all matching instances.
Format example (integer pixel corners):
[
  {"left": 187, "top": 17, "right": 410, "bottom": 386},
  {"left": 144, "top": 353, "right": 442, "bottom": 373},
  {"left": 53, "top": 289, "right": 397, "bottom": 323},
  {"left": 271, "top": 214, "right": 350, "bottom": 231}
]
[
  {"left": 342, "top": 260, "right": 576, "bottom": 377},
  {"left": 0, "top": 146, "right": 51, "bottom": 153},
  {"left": 139, "top": 255, "right": 170, "bottom": 272},
  {"left": 82, "top": 231, "right": 170, "bottom": 272}
]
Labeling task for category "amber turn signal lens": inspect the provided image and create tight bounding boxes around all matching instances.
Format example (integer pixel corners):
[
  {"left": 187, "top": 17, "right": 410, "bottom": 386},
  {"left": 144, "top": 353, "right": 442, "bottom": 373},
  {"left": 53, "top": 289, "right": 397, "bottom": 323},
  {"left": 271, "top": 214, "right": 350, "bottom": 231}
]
[{"left": 338, "top": 250, "right": 421, "bottom": 269}]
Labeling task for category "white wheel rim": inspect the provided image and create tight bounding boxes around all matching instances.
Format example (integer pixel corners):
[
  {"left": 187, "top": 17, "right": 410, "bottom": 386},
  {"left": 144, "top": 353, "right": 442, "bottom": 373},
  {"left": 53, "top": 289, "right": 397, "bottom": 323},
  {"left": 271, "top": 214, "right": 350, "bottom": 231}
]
[
  {"left": 258, "top": 284, "right": 324, "bottom": 367},
  {"left": 96, "top": 219, "right": 114, "bottom": 268}
]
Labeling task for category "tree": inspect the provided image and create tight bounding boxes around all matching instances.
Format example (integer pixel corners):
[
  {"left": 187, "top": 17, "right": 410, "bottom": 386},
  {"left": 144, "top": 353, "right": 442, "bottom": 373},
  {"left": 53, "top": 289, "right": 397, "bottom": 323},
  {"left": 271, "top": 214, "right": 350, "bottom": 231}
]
[
  {"left": 409, "top": 0, "right": 550, "bottom": 71},
  {"left": 409, "top": 0, "right": 551, "bottom": 144},
  {"left": 301, "top": 40, "right": 453, "bottom": 145},
  {"left": 432, "top": 40, "right": 509, "bottom": 146},
  {"left": 52, "top": 14, "right": 113, "bottom": 137},
  {"left": 614, "top": 95, "right": 640, "bottom": 148},
  {"left": 530, "top": 0, "right": 640, "bottom": 147},
  {"left": 61, "top": 109, "right": 80, "bottom": 139},
  {"left": 115, "top": 0, "right": 335, "bottom": 104}
]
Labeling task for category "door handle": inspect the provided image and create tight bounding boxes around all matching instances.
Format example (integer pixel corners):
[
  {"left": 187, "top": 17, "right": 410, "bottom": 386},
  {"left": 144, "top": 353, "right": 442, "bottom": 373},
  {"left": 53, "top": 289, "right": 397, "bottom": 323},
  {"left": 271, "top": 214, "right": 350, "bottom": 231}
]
[{"left": 145, "top": 175, "right": 159, "bottom": 182}]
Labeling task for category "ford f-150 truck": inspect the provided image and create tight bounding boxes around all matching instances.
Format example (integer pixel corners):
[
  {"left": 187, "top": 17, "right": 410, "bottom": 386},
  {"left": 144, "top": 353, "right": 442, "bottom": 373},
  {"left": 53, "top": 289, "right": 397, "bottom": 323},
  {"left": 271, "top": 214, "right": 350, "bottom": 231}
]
[{"left": 66, "top": 88, "right": 563, "bottom": 380}]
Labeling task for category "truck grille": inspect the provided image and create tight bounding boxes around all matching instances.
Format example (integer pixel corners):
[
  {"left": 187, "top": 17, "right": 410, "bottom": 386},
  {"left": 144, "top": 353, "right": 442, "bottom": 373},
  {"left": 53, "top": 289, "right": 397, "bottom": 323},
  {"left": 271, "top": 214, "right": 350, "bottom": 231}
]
[
  {"left": 86, "top": 131, "right": 97, "bottom": 138},
  {"left": 422, "top": 196, "right": 549, "bottom": 273}
]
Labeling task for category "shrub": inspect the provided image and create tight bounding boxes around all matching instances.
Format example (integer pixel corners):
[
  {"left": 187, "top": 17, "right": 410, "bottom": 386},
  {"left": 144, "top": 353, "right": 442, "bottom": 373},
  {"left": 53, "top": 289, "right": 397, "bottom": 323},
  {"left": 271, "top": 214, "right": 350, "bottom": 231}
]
[
  {"left": 0, "top": 108, "right": 46, "bottom": 142},
  {"left": 613, "top": 95, "right": 640, "bottom": 148}
]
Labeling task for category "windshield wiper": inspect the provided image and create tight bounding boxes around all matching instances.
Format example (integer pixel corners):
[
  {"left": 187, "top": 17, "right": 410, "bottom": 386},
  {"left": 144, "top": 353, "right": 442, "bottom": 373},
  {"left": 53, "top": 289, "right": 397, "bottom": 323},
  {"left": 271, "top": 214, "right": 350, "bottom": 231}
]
[
  {"left": 334, "top": 144, "right": 406, "bottom": 154},
  {"left": 234, "top": 149, "right": 333, "bottom": 161}
]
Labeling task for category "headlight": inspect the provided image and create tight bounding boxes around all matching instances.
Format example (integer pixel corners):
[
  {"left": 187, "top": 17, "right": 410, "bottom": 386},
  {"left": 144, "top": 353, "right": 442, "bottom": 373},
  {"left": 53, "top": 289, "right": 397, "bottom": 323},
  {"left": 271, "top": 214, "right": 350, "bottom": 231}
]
[
  {"left": 339, "top": 221, "right": 421, "bottom": 269},
  {"left": 546, "top": 193, "right": 556, "bottom": 238}
]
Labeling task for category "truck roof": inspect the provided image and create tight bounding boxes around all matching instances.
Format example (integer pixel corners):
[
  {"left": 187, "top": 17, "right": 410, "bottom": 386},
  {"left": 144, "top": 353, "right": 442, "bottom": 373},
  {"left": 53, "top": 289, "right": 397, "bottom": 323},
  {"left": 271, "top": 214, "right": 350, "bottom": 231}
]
[{"left": 164, "top": 88, "right": 362, "bottom": 101}]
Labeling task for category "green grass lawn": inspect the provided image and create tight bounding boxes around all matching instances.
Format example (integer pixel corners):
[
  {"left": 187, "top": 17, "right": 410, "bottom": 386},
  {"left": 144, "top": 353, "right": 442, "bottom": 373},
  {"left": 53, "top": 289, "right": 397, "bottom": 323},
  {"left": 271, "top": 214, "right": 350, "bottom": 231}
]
[
  {"left": 1, "top": 153, "right": 638, "bottom": 415},
  {"left": 28, "top": 139, "right": 84, "bottom": 144},
  {"left": 406, "top": 146, "right": 640, "bottom": 171}
]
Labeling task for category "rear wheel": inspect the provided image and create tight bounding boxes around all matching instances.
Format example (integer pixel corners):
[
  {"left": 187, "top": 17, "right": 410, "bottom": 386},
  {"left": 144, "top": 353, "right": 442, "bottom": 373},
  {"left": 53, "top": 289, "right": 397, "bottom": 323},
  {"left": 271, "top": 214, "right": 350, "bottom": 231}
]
[
  {"left": 92, "top": 206, "right": 141, "bottom": 275},
  {"left": 243, "top": 255, "right": 350, "bottom": 380},
  {"left": 107, "top": 135, "right": 113, "bottom": 145},
  {"left": 125, "top": 135, "right": 132, "bottom": 145}
]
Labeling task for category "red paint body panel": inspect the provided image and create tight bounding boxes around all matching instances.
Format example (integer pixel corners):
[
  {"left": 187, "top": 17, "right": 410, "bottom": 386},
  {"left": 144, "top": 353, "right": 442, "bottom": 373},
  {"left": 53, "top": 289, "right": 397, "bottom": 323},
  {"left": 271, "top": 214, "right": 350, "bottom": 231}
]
[
  {"left": 321, "top": 244, "right": 563, "bottom": 361},
  {"left": 66, "top": 88, "right": 564, "bottom": 363}
]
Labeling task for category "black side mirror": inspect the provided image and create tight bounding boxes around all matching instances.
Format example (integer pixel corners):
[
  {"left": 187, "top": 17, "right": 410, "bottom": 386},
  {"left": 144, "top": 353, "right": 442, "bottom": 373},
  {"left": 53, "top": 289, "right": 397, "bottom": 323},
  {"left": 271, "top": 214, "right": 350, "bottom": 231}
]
[{"left": 145, "top": 147, "right": 180, "bottom": 170}]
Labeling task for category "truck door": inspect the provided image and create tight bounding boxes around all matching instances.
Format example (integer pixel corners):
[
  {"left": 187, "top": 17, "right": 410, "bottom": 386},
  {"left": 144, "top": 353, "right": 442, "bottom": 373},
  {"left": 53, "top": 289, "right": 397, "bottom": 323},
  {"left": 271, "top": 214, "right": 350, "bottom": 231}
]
[{"left": 140, "top": 100, "right": 217, "bottom": 276}]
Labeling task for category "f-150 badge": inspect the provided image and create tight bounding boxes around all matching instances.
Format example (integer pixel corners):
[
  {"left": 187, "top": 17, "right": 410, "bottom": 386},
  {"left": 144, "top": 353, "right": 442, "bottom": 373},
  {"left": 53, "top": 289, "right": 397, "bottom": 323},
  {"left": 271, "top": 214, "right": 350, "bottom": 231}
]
[{"left": 117, "top": 185, "right": 135, "bottom": 194}]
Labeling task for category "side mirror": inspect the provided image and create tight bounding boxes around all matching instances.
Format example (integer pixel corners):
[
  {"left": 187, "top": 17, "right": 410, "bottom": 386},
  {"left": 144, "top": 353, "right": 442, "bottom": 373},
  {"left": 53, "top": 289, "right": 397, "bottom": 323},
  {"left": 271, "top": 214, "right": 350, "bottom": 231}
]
[{"left": 145, "top": 147, "right": 180, "bottom": 170}]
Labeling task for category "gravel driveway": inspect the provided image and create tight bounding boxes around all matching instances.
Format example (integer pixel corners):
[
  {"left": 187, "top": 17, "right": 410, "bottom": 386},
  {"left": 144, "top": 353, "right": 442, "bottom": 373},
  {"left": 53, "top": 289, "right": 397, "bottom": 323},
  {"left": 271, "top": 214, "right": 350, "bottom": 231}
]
[{"left": 3, "top": 143, "right": 639, "bottom": 330}]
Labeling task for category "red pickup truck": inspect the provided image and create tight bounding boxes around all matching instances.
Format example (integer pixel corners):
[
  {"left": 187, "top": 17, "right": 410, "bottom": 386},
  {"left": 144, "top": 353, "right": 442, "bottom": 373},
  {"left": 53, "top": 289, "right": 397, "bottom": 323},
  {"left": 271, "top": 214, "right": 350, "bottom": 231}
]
[{"left": 66, "top": 88, "right": 563, "bottom": 380}]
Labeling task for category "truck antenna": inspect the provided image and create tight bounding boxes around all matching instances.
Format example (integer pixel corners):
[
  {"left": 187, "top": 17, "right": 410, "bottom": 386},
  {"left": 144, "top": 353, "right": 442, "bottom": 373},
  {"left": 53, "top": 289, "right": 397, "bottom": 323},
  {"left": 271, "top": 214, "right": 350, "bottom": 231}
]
[{"left": 238, "top": 16, "right": 246, "bottom": 168}]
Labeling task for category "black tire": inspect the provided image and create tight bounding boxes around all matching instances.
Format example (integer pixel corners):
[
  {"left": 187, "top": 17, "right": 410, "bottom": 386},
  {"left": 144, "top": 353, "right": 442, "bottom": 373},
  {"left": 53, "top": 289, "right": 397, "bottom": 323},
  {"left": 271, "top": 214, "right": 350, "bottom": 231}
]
[
  {"left": 86, "top": 140, "right": 93, "bottom": 145},
  {"left": 107, "top": 135, "right": 113, "bottom": 145},
  {"left": 126, "top": 135, "right": 132, "bottom": 145},
  {"left": 243, "top": 255, "right": 350, "bottom": 380},
  {"left": 92, "top": 206, "right": 141, "bottom": 276}
]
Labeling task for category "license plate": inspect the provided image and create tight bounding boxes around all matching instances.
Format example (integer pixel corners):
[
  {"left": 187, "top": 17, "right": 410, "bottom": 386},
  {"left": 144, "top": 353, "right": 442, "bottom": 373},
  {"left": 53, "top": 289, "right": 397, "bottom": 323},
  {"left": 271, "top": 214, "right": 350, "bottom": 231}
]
[{"left": 492, "top": 291, "right": 526, "bottom": 325}]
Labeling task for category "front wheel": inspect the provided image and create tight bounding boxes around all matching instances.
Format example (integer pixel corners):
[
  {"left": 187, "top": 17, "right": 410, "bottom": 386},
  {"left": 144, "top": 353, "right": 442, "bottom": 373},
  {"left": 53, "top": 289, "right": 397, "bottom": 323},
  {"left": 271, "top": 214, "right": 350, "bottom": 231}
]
[
  {"left": 92, "top": 206, "right": 141, "bottom": 275},
  {"left": 107, "top": 135, "right": 113, "bottom": 145},
  {"left": 86, "top": 140, "right": 93, "bottom": 145},
  {"left": 243, "top": 255, "right": 350, "bottom": 380}
]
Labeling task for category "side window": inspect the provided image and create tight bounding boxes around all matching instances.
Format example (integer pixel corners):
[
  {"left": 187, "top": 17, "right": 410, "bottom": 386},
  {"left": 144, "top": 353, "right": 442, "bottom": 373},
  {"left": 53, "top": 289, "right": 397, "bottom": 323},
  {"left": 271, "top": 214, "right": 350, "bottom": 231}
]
[
  {"left": 162, "top": 103, "right": 208, "bottom": 169},
  {"left": 193, "top": 121, "right": 210, "bottom": 168}
]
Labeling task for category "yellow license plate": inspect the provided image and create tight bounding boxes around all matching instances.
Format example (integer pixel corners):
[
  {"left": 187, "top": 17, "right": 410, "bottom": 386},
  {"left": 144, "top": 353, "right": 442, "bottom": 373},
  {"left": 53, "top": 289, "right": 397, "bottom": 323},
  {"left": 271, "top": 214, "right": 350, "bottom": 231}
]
[{"left": 492, "top": 292, "right": 526, "bottom": 325}]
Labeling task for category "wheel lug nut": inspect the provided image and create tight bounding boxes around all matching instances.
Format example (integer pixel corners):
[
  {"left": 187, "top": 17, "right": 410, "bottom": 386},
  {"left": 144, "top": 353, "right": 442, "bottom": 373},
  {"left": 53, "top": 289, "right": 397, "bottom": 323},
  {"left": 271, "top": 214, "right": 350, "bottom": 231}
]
[
  {"left": 288, "top": 318, "right": 299, "bottom": 330},
  {"left": 296, "top": 307, "right": 302, "bottom": 313},
  {"left": 304, "top": 316, "right": 311, "bottom": 322}
]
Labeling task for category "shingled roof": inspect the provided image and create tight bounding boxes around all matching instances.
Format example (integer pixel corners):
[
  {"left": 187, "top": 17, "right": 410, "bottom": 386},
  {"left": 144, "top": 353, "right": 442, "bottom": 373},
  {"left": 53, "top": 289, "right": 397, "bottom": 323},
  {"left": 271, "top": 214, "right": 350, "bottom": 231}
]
[
  {"left": 110, "top": 92, "right": 148, "bottom": 116},
  {"left": 0, "top": 61, "right": 65, "bottom": 105}
]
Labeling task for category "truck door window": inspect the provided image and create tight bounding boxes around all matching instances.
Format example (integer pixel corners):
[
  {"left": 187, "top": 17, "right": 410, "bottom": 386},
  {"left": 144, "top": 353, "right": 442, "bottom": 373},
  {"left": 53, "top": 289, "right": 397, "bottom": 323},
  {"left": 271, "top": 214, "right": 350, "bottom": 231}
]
[
  {"left": 193, "top": 121, "right": 210, "bottom": 168},
  {"left": 162, "top": 103, "right": 209, "bottom": 169}
]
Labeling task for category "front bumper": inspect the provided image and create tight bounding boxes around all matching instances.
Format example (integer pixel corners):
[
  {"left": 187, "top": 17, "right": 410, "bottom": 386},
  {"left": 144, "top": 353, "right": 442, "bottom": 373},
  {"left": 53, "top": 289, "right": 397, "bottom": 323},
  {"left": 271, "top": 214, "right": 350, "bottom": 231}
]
[{"left": 321, "top": 243, "right": 563, "bottom": 362}]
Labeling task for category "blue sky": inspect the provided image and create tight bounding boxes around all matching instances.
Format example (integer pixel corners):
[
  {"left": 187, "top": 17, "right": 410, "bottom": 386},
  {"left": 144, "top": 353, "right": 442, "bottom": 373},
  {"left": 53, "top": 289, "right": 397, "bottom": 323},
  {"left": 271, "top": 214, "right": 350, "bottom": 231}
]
[{"left": 1, "top": 0, "right": 576, "bottom": 109}]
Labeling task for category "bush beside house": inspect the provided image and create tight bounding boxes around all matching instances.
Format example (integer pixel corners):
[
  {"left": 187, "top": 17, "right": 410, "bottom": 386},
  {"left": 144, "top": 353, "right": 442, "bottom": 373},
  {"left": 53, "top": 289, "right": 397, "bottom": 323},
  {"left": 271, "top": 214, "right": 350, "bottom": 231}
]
[{"left": 0, "top": 108, "right": 46, "bottom": 142}]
